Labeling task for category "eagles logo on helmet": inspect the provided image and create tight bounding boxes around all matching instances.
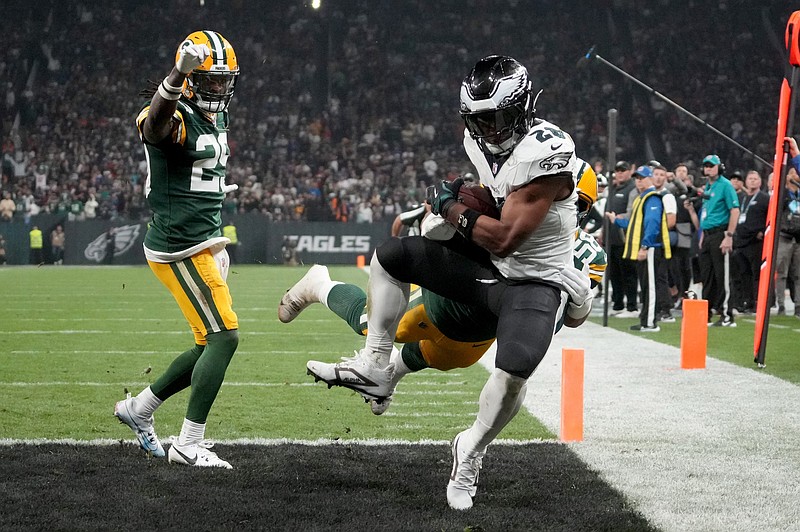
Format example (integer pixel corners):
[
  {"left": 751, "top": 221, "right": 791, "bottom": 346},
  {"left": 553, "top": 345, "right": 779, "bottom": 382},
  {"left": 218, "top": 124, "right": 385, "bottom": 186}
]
[
  {"left": 459, "top": 55, "right": 539, "bottom": 157},
  {"left": 177, "top": 30, "right": 239, "bottom": 113}
]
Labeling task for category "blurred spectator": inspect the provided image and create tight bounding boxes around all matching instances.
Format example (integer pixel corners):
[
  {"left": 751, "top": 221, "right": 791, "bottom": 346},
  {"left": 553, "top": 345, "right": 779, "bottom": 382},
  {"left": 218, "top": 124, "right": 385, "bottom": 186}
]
[
  {"left": 84, "top": 193, "right": 99, "bottom": 219},
  {"left": 729, "top": 172, "right": 745, "bottom": 202},
  {"left": 0, "top": 1, "right": 785, "bottom": 228},
  {"left": 50, "top": 223, "right": 65, "bottom": 265},
  {"left": 731, "top": 170, "right": 768, "bottom": 314},
  {"left": 0, "top": 233, "right": 6, "bottom": 264},
  {"left": 0, "top": 191, "right": 14, "bottom": 220},
  {"left": 222, "top": 220, "right": 240, "bottom": 265},
  {"left": 672, "top": 163, "right": 700, "bottom": 305},
  {"left": 605, "top": 161, "right": 639, "bottom": 317},
  {"left": 29, "top": 224, "right": 42, "bottom": 264},
  {"left": 281, "top": 236, "right": 298, "bottom": 266}
]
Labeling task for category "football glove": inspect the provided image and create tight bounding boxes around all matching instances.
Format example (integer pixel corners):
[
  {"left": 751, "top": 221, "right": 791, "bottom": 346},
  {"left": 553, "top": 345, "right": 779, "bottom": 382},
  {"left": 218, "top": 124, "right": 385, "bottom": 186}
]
[
  {"left": 421, "top": 213, "right": 456, "bottom": 241},
  {"left": 221, "top": 181, "right": 239, "bottom": 194},
  {"left": 560, "top": 266, "right": 593, "bottom": 320},
  {"left": 176, "top": 44, "right": 210, "bottom": 75},
  {"left": 426, "top": 178, "right": 463, "bottom": 216}
]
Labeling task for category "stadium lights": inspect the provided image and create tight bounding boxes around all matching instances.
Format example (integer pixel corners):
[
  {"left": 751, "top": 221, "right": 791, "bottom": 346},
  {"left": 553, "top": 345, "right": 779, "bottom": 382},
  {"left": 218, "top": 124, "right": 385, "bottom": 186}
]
[{"left": 311, "top": 0, "right": 321, "bottom": 9}]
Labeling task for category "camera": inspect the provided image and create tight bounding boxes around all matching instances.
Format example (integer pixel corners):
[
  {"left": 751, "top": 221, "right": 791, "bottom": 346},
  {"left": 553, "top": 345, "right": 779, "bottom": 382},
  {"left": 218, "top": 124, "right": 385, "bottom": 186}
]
[{"left": 679, "top": 186, "right": 705, "bottom": 211}]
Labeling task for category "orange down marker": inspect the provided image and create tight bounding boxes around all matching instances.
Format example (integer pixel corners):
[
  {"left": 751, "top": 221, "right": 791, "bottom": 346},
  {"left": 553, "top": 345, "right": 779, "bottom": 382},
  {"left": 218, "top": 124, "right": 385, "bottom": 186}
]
[
  {"left": 680, "top": 298, "right": 708, "bottom": 369},
  {"left": 560, "top": 348, "right": 585, "bottom": 442},
  {"left": 356, "top": 254, "right": 366, "bottom": 268}
]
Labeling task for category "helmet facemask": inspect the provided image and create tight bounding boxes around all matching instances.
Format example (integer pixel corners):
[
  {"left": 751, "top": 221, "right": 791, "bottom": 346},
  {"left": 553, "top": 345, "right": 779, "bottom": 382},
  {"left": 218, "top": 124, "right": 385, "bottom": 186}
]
[
  {"left": 463, "top": 97, "right": 531, "bottom": 155},
  {"left": 186, "top": 70, "right": 238, "bottom": 113}
]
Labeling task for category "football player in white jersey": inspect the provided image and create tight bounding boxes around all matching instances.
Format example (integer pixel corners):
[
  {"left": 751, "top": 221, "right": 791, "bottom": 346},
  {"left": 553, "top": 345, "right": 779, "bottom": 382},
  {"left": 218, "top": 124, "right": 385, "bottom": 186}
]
[{"left": 306, "top": 56, "right": 579, "bottom": 510}]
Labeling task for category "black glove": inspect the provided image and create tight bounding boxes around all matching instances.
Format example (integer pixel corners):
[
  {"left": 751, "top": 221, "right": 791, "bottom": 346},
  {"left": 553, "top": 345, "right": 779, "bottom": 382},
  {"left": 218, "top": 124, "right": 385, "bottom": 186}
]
[{"left": 426, "top": 178, "right": 464, "bottom": 216}]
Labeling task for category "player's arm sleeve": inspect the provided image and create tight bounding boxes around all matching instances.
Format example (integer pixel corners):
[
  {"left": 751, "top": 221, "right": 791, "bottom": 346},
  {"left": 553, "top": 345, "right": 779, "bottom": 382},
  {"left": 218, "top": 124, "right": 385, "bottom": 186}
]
[{"left": 136, "top": 104, "right": 186, "bottom": 146}]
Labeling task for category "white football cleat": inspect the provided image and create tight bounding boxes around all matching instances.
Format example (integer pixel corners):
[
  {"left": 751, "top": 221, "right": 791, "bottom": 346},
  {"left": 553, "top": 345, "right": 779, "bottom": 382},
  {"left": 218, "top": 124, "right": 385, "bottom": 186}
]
[
  {"left": 114, "top": 393, "right": 165, "bottom": 458},
  {"left": 369, "top": 346, "right": 403, "bottom": 415},
  {"left": 307, "top": 350, "right": 395, "bottom": 402},
  {"left": 278, "top": 264, "right": 330, "bottom": 323},
  {"left": 447, "top": 429, "right": 486, "bottom": 510},
  {"left": 168, "top": 440, "right": 232, "bottom": 469}
]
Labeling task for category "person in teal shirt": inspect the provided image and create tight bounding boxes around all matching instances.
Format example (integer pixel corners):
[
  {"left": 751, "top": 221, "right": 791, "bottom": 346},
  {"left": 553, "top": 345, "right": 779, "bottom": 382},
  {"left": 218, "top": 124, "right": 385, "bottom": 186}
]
[{"left": 699, "top": 154, "right": 740, "bottom": 327}]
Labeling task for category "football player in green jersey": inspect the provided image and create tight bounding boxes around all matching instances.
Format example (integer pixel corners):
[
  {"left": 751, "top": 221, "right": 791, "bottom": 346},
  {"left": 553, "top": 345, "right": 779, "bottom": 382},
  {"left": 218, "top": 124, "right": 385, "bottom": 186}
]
[
  {"left": 279, "top": 162, "right": 605, "bottom": 415},
  {"left": 114, "top": 31, "right": 241, "bottom": 469}
]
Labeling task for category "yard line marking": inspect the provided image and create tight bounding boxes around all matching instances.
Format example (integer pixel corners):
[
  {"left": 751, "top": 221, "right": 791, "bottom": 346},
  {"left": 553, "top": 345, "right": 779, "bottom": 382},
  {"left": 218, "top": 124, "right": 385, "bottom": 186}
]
[
  {"left": 382, "top": 412, "right": 476, "bottom": 418},
  {"left": 0, "top": 381, "right": 472, "bottom": 395},
  {"left": 11, "top": 317, "right": 269, "bottom": 323},
  {"left": 6, "top": 330, "right": 354, "bottom": 336},
  {"left": 0, "top": 437, "right": 549, "bottom": 447},
  {"left": 0, "top": 381, "right": 319, "bottom": 387},
  {"left": 8, "top": 350, "right": 343, "bottom": 355},
  {"left": 741, "top": 318, "right": 792, "bottom": 329}
]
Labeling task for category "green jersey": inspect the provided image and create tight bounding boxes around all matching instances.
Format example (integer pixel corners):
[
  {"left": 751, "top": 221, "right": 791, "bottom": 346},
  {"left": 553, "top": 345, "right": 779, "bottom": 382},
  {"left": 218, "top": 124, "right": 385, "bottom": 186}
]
[
  {"left": 137, "top": 99, "right": 230, "bottom": 253},
  {"left": 422, "top": 229, "right": 607, "bottom": 342}
]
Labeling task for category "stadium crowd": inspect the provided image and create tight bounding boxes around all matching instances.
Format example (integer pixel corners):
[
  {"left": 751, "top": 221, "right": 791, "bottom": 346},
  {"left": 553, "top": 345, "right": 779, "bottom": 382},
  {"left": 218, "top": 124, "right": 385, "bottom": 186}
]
[{"left": 0, "top": 0, "right": 787, "bottom": 227}]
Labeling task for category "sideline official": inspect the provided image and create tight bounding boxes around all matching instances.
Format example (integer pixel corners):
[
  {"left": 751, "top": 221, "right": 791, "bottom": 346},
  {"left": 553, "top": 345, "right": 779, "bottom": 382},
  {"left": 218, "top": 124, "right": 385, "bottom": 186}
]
[{"left": 698, "top": 155, "right": 740, "bottom": 327}]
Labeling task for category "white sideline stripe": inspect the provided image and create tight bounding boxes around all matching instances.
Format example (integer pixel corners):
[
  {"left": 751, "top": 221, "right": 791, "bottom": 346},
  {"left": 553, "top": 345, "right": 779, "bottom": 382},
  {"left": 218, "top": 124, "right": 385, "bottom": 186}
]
[
  {"left": 0, "top": 382, "right": 472, "bottom": 395},
  {"left": 741, "top": 318, "right": 800, "bottom": 331},
  {"left": 8, "top": 350, "right": 345, "bottom": 356},
  {"left": 0, "top": 381, "right": 319, "bottom": 388},
  {"left": 6, "top": 330, "right": 352, "bottom": 336},
  {"left": 383, "top": 412, "right": 476, "bottom": 418},
  {"left": 479, "top": 322, "right": 800, "bottom": 532},
  {"left": 0, "top": 437, "right": 549, "bottom": 447},
  {"left": 12, "top": 318, "right": 278, "bottom": 323}
]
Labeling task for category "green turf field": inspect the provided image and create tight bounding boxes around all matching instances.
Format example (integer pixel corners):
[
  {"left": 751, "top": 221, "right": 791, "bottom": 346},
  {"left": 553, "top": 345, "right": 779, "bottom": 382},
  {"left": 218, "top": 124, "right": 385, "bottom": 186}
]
[
  {"left": 590, "top": 305, "right": 800, "bottom": 384},
  {"left": 0, "top": 265, "right": 553, "bottom": 442}
]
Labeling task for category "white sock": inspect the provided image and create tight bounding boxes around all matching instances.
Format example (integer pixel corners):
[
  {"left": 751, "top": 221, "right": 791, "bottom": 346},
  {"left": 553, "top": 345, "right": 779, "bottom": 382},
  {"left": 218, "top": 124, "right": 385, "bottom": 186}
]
[
  {"left": 134, "top": 386, "right": 163, "bottom": 418},
  {"left": 464, "top": 368, "right": 528, "bottom": 453},
  {"left": 178, "top": 419, "right": 206, "bottom": 446},
  {"left": 391, "top": 347, "right": 412, "bottom": 378},
  {"left": 318, "top": 280, "right": 343, "bottom": 309},
  {"left": 364, "top": 253, "right": 409, "bottom": 366}
]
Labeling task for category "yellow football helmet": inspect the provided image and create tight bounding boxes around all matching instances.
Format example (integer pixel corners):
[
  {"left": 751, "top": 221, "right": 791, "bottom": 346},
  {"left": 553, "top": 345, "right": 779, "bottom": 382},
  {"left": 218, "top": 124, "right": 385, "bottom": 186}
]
[
  {"left": 176, "top": 30, "right": 239, "bottom": 113},
  {"left": 575, "top": 158, "right": 598, "bottom": 222}
]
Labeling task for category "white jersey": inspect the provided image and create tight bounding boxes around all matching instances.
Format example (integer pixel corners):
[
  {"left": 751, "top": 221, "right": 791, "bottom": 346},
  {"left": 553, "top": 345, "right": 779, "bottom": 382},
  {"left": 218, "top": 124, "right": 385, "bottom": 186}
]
[{"left": 463, "top": 119, "right": 578, "bottom": 283}]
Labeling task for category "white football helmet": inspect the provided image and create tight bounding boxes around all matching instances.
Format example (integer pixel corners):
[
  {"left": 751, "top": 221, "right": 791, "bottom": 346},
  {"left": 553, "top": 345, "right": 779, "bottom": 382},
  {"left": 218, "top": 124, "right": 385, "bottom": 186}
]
[{"left": 460, "top": 55, "right": 538, "bottom": 156}]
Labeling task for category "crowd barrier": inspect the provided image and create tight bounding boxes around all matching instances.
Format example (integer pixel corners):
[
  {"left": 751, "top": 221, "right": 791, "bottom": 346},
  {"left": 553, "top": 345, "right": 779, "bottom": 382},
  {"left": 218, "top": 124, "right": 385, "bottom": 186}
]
[{"left": 0, "top": 214, "right": 393, "bottom": 266}]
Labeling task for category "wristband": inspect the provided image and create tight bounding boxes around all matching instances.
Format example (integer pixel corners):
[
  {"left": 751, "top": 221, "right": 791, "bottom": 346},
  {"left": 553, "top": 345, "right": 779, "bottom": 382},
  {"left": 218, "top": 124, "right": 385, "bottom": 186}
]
[
  {"left": 158, "top": 82, "right": 182, "bottom": 101},
  {"left": 454, "top": 208, "right": 481, "bottom": 239},
  {"left": 162, "top": 77, "right": 184, "bottom": 94},
  {"left": 567, "top": 295, "right": 593, "bottom": 320}
]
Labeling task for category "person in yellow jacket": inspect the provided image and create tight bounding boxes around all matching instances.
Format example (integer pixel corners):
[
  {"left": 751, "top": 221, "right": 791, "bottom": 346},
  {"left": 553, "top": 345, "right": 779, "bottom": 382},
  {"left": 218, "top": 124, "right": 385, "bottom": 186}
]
[
  {"left": 29, "top": 225, "right": 43, "bottom": 265},
  {"left": 222, "top": 221, "right": 239, "bottom": 264},
  {"left": 606, "top": 165, "right": 671, "bottom": 332}
]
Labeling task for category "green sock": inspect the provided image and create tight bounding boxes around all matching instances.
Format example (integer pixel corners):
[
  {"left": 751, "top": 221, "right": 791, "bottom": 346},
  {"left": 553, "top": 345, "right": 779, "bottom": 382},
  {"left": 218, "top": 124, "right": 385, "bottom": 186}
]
[
  {"left": 186, "top": 329, "right": 239, "bottom": 423},
  {"left": 326, "top": 284, "right": 368, "bottom": 335},
  {"left": 150, "top": 344, "right": 205, "bottom": 400},
  {"left": 401, "top": 342, "right": 429, "bottom": 372}
]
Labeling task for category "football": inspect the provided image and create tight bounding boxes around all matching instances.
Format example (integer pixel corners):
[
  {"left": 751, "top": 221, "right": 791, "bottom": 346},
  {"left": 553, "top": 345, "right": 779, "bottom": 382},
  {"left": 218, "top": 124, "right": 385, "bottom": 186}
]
[{"left": 458, "top": 182, "right": 500, "bottom": 218}]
